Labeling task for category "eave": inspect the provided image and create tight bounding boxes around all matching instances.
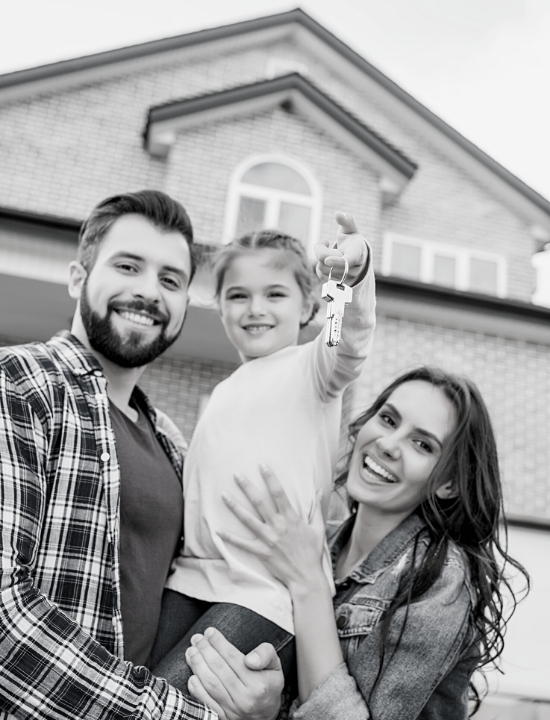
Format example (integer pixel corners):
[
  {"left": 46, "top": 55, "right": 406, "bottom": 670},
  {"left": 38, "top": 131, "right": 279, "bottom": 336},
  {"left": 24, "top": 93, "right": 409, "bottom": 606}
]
[{"left": 144, "top": 73, "right": 417, "bottom": 200}]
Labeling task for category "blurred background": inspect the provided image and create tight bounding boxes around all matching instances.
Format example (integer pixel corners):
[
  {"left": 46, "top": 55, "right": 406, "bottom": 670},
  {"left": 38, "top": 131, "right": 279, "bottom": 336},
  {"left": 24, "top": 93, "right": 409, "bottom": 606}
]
[{"left": 1, "top": 2, "right": 549, "bottom": 717}]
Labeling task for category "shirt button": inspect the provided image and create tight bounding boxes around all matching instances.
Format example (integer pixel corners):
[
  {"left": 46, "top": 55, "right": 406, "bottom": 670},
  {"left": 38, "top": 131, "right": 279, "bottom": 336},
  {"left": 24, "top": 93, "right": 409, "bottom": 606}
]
[
  {"left": 340, "top": 580, "right": 350, "bottom": 590},
  {"left": 101, "top": 452, "right": 110, "bottom": 462},
  {"left": 94, "top": 370, "right": 102, "bottom": 377},
  {"left": 336, "top": 615, "right": 348, "bottom": 629}
]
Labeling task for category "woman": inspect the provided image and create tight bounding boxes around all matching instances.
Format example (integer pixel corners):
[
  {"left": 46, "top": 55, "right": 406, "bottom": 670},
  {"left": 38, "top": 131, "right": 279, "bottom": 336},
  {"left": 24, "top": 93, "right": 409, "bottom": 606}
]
[{"left": 218, "top": 367, "right": 528, "bottom": 718}]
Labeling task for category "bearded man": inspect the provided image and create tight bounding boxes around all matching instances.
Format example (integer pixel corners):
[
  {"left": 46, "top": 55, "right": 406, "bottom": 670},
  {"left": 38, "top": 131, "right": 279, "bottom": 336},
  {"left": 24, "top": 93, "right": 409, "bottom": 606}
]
[{"left": 0, "top": 191, "right": 283, "bottom": 720}]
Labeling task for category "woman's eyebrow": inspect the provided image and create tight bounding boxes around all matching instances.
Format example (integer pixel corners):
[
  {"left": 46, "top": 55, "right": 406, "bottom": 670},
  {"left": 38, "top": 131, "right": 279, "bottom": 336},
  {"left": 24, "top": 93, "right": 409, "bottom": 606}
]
[{"left": 385, "top": 403, "right": 443, "bottom": 449}]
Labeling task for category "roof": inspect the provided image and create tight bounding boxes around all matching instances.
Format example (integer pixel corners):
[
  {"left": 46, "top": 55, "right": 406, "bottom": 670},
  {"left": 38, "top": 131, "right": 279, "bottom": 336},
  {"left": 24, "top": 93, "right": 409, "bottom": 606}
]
[
  {"left": 1, "top": 8, "right": 549, "bottom": 220},
  {"left": 144, "top": 73, "right": 417, "bottom": 192}
]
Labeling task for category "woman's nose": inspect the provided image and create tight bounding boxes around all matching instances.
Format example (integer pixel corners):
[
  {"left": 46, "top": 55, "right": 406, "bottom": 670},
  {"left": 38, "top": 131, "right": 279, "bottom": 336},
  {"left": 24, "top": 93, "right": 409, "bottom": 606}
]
[{"left": 375, "top": 433, "right": 400, "bottom": 459}]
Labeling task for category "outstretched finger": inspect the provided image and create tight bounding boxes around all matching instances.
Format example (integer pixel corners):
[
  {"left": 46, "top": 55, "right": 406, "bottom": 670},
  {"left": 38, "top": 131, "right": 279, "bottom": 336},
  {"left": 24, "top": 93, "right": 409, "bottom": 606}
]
[
  {"left": 232, "top": 473, "right": 279, "bottom": 523},
  {"left": 221, "top": 491, "right": 276, "bottom": 543},
  {"left": 259, "top": 464, "right": 296, "bottom": 517},
  {"left": 335, "top": 210, "right": 360, "bottom": 235}
]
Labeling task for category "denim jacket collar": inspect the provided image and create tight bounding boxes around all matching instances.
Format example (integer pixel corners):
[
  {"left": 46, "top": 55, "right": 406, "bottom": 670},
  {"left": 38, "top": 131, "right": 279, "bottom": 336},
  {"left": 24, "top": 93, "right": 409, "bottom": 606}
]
[{"left": 329, "top": 511, "right": 426, "bottom": 584}]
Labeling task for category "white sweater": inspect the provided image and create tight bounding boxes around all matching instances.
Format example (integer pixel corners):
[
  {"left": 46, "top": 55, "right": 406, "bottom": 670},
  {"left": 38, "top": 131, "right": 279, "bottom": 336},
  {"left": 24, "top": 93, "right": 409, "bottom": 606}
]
[{"left": 167, "top": 266, "right": 376, "bottom": 633}]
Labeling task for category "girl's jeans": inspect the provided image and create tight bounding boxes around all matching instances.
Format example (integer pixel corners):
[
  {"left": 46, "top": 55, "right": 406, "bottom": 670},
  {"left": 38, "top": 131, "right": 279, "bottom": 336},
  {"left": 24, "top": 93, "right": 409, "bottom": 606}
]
[{"left": 150, "top": 589, "right": 296, "bottom": 692}]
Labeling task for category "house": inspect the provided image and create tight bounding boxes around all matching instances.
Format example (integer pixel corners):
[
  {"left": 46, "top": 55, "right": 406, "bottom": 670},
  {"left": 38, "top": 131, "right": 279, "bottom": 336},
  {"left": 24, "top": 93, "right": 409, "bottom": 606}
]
[{"left": 0, "top": 9, "right": 548, "bottom": 715}]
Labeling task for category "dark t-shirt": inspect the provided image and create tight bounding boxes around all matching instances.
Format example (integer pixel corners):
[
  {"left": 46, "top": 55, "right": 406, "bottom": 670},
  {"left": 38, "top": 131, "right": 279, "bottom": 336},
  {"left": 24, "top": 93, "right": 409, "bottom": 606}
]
[{"left": 109, "top": 398, "right": 183, "bottom": 666}]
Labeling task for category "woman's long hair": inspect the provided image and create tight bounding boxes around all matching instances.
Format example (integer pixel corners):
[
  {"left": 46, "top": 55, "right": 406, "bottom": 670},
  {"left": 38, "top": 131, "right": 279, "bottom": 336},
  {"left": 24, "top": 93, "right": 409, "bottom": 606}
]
[{"left": 335, "top": 367, "right": 529, "bottom": 714}]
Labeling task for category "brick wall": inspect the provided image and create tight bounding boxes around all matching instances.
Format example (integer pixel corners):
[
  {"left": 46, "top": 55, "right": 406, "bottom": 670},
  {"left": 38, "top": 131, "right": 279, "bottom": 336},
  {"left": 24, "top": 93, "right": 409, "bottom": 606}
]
[
  {"left": 2, "top": 319, "right": 548, "bottom": 521},
  {"left": 0, "top": 32, "right": 536, "bottom": 299}
]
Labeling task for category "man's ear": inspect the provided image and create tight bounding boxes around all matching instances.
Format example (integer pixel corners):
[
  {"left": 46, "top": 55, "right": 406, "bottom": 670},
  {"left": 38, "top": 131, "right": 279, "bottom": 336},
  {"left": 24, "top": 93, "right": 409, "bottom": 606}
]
[
  {"left": 68, "top": 261, "right": 87, "bottom": 300},
  {"left": 435, "top": 481, "right": 457, "bottom": 500}
]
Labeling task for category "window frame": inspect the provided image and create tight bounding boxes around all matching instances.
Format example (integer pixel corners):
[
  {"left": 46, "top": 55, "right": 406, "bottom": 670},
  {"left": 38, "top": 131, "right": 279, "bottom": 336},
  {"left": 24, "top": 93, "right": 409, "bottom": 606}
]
[
  {"left": 223, "top": 154, "right": 323, "bottom": 256},
  {"left": 382, "top": 232, "right": 508, "bottom": 297}
]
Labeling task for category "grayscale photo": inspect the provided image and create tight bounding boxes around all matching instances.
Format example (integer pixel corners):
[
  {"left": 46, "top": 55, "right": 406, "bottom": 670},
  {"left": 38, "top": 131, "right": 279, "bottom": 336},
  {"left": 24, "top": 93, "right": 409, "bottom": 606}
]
[{"left": 0, "top": 2, "right": 548, "bottom": 719}]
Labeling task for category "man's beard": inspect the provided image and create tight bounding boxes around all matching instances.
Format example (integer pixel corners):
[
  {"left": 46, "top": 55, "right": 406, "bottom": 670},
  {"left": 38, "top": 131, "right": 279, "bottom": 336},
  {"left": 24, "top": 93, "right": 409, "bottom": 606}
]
[{"left": 79, "top": 282, "right": 182, "bottom": 368}]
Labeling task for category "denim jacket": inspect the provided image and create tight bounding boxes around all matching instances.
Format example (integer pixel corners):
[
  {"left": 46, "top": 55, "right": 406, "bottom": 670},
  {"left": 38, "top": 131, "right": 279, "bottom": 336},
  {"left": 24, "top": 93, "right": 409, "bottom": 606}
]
[{"left": 290, "top": 512, "right": 476, "bottom": 720}]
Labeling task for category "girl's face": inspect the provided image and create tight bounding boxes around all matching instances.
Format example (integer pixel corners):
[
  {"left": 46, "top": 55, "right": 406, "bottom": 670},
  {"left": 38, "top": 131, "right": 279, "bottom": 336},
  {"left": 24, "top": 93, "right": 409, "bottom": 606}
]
[
  {"left": 346, "top": 380, "right": 457, "bottom": 522},
  {"left": 219, "top": 251, "right": 313, "bottom": 362}
]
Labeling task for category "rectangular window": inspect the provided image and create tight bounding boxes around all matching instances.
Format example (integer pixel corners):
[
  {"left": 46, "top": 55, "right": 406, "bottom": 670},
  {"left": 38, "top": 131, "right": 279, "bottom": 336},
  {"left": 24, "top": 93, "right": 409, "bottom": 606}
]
[{"left": 383, "top": 234, "right": 506, "bottom": 297}]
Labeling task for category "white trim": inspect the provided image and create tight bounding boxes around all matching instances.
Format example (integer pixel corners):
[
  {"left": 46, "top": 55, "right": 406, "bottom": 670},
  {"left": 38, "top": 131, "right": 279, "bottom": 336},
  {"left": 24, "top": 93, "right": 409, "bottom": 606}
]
[
  {"left": 223, "top": 154, "right": 323, "bottom": 256},
  {"left": 383, "top": 232, "right": 508, "bottom": 297},
  {"left": 266, "top": 57, "right": 309, "bottom": 78}
]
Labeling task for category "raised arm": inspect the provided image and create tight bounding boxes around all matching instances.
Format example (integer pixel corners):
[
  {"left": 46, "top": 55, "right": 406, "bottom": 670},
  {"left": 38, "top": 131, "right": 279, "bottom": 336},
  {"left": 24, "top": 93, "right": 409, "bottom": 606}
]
[
  {"left": 0, "top": 369, "right": 214, "bottom": 720},
  {"left": 309, "top": 212, "right": 376, "bottom": 402}
]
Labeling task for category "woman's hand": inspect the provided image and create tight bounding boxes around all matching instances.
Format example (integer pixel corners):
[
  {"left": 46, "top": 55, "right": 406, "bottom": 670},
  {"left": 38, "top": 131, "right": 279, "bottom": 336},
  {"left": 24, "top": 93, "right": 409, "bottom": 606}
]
[{"left": 219, "top": 465, "right": 326, "bottom": 593}]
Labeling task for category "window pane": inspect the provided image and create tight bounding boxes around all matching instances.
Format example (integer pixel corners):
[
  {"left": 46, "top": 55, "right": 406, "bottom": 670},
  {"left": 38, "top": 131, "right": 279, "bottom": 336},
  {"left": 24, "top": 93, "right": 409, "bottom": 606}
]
[
  {"left": 236, "top": 196, "right": 266, "bottom": 237},
  {"left": 390, "top": 242, "right": 421, "bottom": 280},
  {"left": 469, "top": 258, "right": 498, "bottom": 295},
  {"left": 242, "top": 163, "right": 311, "bottom": 195},
  {"left": 433, "top": 254, "right": 456, "bottom": 288},
  {"left": 278, "top": 202, "right": 311, "bottom": 243}
]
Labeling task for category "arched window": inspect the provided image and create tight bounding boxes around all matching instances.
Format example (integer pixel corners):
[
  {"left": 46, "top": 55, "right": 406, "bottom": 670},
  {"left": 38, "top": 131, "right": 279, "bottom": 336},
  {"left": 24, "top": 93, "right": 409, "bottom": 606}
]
[{"left": 224, "top": 156, "right": 322, "bottom": 253}]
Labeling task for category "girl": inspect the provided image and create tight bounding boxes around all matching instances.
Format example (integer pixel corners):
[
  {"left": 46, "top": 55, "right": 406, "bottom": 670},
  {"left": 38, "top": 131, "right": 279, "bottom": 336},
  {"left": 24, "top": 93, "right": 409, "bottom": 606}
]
[
  {"left": 213, "top": 367, "right": 528, "bottom": 718},
  {"left": 150, "top": 213, "right": 376, "bottom": 688}
]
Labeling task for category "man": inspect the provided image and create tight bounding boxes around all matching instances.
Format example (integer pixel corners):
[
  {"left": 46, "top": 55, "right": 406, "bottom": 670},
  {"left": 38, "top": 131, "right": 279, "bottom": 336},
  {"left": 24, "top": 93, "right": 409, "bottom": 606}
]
[{"left": 0, "top": 191, "right": 283, "bottom": 720}]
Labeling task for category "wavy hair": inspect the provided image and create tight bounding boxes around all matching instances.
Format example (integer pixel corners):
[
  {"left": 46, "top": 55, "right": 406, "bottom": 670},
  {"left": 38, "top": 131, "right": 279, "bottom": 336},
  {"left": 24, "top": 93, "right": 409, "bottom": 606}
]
[
  {"left": 336, "top": 366, "right": 529, "bottom": 714},
  {"left": 212, "top": 230, "right": 319, "bottom": 327}
]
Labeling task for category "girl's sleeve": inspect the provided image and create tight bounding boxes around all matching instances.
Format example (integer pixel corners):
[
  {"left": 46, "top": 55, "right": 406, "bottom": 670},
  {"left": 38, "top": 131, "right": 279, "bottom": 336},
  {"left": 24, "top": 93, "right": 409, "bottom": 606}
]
[
  {"left": 290, "top": 558, "right": 473, "bottom": 720},
  {"left": 307, "top": 254, "right": 376, "bottom": 404}
]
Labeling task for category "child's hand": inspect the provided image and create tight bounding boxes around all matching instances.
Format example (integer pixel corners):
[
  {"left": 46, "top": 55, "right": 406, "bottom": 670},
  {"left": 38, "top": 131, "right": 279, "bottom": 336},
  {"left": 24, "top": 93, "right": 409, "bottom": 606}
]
[{"left": 314, "top": 211, "right": 370, "bottom": 285}]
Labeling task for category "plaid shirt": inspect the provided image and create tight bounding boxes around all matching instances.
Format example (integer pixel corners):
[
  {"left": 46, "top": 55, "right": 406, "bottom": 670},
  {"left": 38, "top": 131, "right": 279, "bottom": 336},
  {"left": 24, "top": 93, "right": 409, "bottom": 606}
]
[{"left": 0, "top": 331, "right": 216, "bottom": 720}]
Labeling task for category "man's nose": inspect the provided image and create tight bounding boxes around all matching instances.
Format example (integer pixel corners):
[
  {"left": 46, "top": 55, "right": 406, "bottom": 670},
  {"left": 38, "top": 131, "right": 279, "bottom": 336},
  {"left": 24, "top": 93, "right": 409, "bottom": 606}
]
[{"left": 133, "top": 269, "right": 161, "bottom": 303}]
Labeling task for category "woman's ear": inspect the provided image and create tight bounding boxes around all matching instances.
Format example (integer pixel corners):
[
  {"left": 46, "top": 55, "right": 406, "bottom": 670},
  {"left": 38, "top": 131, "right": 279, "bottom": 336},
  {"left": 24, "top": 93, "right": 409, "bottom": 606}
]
[{"left": 435, "top": 481, "right": 457, "bottom": 500}]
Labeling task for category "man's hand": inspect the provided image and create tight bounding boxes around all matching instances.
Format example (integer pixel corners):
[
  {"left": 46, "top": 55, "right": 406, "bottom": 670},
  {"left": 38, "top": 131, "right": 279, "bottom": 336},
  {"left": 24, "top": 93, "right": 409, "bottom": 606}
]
[
  {"left": 314, "top": 211, "right": 370, "bottom": 286},
  {"left": 185, "top": 628, "right": 284, "bottom": 720}
]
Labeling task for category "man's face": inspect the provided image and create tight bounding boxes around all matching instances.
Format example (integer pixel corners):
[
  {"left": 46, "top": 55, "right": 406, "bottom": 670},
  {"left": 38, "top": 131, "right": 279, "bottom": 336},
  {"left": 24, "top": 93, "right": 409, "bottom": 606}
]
[{"left": 76, "top": 214, "right": 191, "bottom": 368}]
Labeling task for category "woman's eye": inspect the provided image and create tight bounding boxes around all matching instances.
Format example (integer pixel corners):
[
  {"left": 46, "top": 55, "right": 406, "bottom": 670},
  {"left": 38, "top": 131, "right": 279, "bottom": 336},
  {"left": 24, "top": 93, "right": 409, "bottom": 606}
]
[
  {"left": 414, "top": 439, "right": 433, "bottom": 453},
  {"left": 379, "top": 412, "right": 396, "bottom": 427}
]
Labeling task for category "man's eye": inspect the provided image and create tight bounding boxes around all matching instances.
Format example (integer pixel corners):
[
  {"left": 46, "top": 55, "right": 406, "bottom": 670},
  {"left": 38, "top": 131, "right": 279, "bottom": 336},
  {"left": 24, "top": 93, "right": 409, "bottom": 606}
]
[{"left": 161, "top": 276, "right": 181, "bottom": 290}]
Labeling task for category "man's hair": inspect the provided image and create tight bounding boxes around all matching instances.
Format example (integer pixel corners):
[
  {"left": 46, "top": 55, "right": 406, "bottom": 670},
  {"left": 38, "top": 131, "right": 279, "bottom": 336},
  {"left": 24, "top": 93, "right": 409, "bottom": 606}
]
[{"left": 77, "top": 190, "right": 196, "bottom": 278}]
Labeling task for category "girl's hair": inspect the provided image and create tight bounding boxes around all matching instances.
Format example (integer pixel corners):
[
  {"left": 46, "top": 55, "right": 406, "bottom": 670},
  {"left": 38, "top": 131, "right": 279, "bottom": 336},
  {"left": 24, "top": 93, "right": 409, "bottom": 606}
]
[
  {"left": 212, "top": 230, "right": 319, "bottom": 327},
  {"left": 336, "top": 366, "right": 529, "bottom": 714}
]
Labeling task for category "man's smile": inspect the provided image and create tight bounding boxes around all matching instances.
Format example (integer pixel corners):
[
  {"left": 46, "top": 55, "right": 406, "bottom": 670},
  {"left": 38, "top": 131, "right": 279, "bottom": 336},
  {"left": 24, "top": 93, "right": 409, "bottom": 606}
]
[{"left": 115, "top": 309, "right": 159, "bottom": 327}]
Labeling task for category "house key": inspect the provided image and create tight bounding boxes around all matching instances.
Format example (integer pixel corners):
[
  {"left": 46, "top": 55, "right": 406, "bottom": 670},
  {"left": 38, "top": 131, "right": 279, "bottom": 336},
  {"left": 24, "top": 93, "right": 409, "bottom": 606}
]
[{"left": 321, "top": 258, "right": 353, "bottom": 347}]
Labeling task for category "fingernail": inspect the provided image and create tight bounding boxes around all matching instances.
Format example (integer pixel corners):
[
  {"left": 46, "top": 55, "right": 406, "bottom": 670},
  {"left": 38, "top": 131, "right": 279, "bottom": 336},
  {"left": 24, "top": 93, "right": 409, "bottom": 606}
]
[
  {"left": 204, "top": 627, "right": 215, "bottom": 638},
  {"left": 259, "top": 463, "right": 268, "bottom": 473},
  {"left": 234, "top": 474, "right": 244, "bottom": 484},
  {"left": 186, "top": 647, "right": 198, "bottom": 659},
  {"left": 248, "top": 651, "right": 260, "bottom": 666},
  {"left": 222, "top": 492, "right": 231, "bottom": 504},
  {"left": 190, "top": 633, "right": 203, "bottom": 645}
]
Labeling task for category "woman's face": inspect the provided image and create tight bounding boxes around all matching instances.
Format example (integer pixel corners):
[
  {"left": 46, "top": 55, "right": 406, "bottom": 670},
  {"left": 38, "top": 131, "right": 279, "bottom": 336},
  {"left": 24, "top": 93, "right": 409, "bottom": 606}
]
[{"left": 346, "top": 380, "right": 457, "bottom": 520}]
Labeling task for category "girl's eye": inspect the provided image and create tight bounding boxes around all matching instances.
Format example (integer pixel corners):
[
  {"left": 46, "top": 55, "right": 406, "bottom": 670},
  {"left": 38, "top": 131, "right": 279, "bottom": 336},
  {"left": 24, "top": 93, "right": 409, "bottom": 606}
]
[
  {"left": 268, "top": 291, "right": 287, "bottom": 299},
  {"left": 116, "top": 262, "right": 137, "bottom": 273},
  {"left": 227, "top": 292, "right": 247, "bottom": 301}
]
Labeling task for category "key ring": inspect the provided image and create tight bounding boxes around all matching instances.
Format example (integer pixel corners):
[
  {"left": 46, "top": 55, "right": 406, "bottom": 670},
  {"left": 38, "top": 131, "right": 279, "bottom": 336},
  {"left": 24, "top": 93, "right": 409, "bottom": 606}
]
[{"left": 327, "top": 257, "right": 349, "bottom": 286}]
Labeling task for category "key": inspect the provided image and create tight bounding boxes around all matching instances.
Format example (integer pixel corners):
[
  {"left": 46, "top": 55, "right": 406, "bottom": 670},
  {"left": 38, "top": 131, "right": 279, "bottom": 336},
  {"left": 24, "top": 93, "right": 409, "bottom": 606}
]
[{"left": 322, "top": 274, "right": 353, "bottom": 347}]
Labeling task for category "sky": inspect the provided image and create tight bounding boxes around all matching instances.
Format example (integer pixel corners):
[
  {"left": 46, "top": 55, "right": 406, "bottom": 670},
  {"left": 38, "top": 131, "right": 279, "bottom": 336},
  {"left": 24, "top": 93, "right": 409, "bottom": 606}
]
[{"left": 1, "top": 0, "right": 550, "bottom": 199}]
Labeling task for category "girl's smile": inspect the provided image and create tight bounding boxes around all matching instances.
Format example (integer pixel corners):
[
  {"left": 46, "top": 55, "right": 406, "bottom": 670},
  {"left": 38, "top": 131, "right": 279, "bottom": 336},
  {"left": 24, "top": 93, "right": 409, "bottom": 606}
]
[{"left": 219, "top": 251, "right": 314, "bottom": 362}]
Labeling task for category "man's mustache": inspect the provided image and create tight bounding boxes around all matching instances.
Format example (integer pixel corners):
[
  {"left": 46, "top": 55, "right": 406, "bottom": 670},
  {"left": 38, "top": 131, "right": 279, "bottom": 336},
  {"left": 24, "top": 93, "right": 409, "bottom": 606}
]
[{"left": 109, "top": 300, "right": 169, "bottom": 325}]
